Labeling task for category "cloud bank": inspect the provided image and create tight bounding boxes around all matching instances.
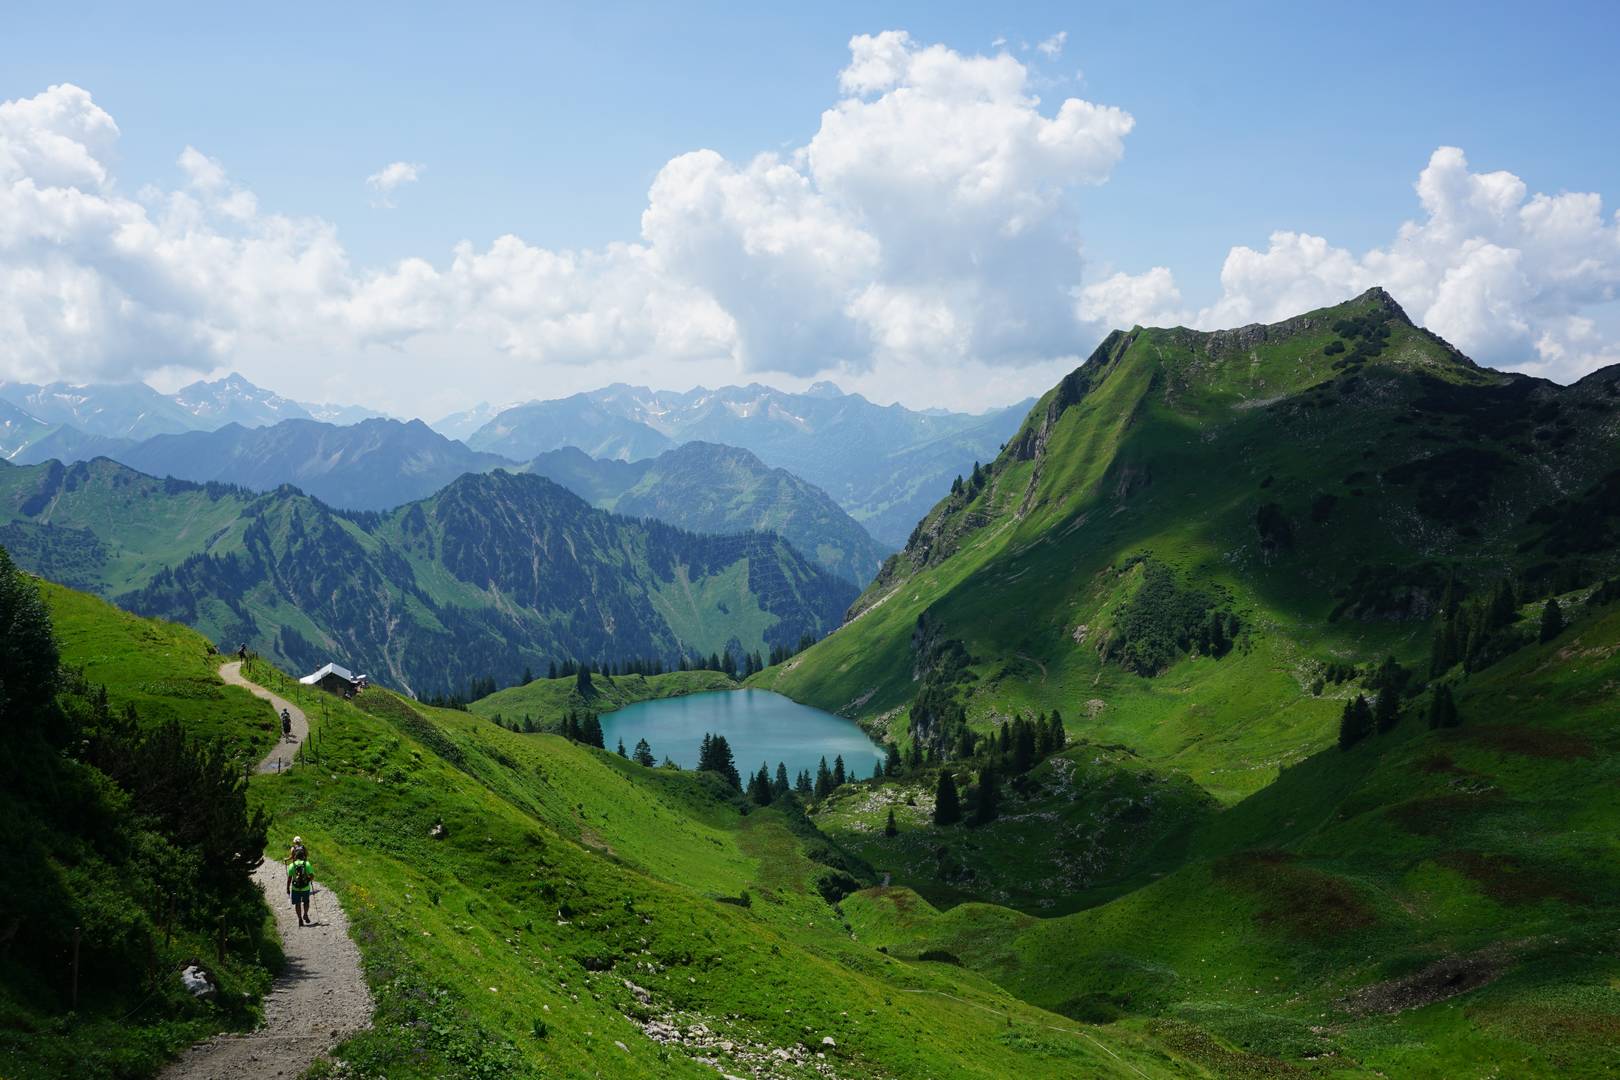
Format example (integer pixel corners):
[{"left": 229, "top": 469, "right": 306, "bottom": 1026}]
[{"left": 1, "top": 34, "right": 1616, "bottom": 418}]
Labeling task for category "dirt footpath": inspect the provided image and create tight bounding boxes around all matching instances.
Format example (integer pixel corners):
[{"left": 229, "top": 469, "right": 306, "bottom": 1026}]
[{"left": 160, "top": 665, "right": 372, "bottom": 1079}]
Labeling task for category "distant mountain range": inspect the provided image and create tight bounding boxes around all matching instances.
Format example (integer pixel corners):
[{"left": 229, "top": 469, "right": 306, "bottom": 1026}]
[
  {"left": 0, "top": 373, "right": 385, "bottom": 458},
  {"left": 0, "top": 458, "right": 855, "bottom": 696},
  {"left": 465, "top": 382, "right": 1032, "bottom": 547},
  {"left": 2, "top": 371, "right": 1029, "bottom": 563},
  {"left": 12, "top": 415, "right": 881, "bottom": 584},
  {"left": 107, "top": 418, "right": 513, "bottom": 512},
  {"left": 528, "top": 442, "right": 889, "bottom": 585}
]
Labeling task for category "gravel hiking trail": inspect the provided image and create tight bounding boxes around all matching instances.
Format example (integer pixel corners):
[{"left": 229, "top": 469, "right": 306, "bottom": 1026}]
[
  {"left": 220, "top": 661, "right": 306, "bottom": 774},
  {"left": 160, "top": 664, "right": 372, "bottom": 1079}
]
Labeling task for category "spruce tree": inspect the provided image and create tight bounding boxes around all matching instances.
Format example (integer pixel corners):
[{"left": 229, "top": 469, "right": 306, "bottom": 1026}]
[
  {"left": 750, "top": 763, "right": 773, "bottom": 805},
  {"left": 972, "top": 766, "right": 999, "bottom": 826},
  {"left": 633, "top": 738, "right": 656, "bottom": 767},
  {"left": 933, "top": 770, "right": 962, "bottom": 825},
  {"left": 814, "top": 756, "right": 833, "bottom": 799},
  {"left": 884, "top": 808, "right": 898, "bottom": 837},
  {"left": 1338, "top": 694, "right": 1374, "bottom": 750},
  {"left": 885, "top": 743, "right": 902, "bottom": 777},
  {"left": 1427, "top": 685, "right": 1461, "bottom": 729},
  {"left": 796, "top": 768, "right": 813, "bottom": 795},
  {"left": 832, "top": 755, "right": 847, "bottom": 787},
  {"left": 575, "top": 662, "right": 593, "bottom": 696},
  {"left": 872, "top": 758, "right": 885, "bottom": 781},
  {"left": 773, "top": 762, "right": 790, "bottom": 798},
  {"left": 1539, "top": 598, "right": 1565, "bottom": 643},
  {"left": 582, "top": 714, "right": 605, "bottom": 749},
  {"left": 617, "top": 737, "right": 628, "bottom": 758},
  {"left": 1373, "top": 686, "right": 1400, "bottom": 734},
  {"left": 548, "top": 660, "right": 558, "bottom": 680}
]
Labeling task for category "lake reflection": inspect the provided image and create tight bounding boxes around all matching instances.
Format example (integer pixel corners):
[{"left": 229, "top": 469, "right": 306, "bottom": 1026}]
[{"left": 598, "top": 689, "right": 884, "bottom": 781}]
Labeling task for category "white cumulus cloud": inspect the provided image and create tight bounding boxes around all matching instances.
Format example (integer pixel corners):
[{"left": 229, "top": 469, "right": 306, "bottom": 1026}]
[
  {"left": 0, "top": 33, "right": 1140, "bottom": 412},
  {"left": 365, "top": 160, "right": 422, "bottom": 207},
  {"left": 1093, "top": 147, "right": 1620, "bottom": 380},
  {"left": 1037, "top": 31, "right": 1068, "bottom": 58}
]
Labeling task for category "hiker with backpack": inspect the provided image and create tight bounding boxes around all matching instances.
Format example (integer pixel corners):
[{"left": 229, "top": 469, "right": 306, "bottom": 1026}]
[
  {"left": 282, "top": 708, "right": 293, "bottom": 741},
  {"left": 287, "top": 845, "right": 316, "bottom": 926}
]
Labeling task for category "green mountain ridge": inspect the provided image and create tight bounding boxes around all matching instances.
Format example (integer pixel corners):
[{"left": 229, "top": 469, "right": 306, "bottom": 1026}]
[
  {"left": 760, "top": 288, "right": 1620, "bottom": 790},
  {"left": 528, "top": 441, "right": 891, "bottom": 586},
  {"left": 0, "top": 460, "right": 855, "bottom": 696}
]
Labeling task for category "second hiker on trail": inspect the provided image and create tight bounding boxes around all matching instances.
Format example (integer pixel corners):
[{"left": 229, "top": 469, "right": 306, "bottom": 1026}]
[
  {"left": 287, "top": 847, "right": 316, "bottom": 926},
  {"left": 282, "top": 708, "right": 294, "bottom": 741}
]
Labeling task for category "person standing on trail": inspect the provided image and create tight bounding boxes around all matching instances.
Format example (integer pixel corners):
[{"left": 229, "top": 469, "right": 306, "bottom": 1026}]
[
  {"left": 238, "top": 642, "right": 248, "bottom": 661},
  {"left": 288, "top": 835, "right": 308, "bottom": 863},
  {"left": 282, "top": 708, "right": 293, "bottom": 741},
  {"left": 287, "top": 849, "right": 316, "bottom": 926}
]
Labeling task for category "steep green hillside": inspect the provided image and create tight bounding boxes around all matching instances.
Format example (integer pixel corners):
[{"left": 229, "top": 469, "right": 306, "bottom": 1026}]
[
  {"left": 756, "top": 289, "right": 1620, "bottom": 800},
  {"left": 0, "top": 464, "right": 855, "bottom": 697},
  {"left": 529, "top": 441, "right": 891, "bottom": 586},
  {"left": 842, "top": 591, "right": 1620, "bottom": 1077},
  {"left": 0, "top": 559, "right": 278, "bottom": 1080},
  {"left": 225, "top": 659, "right": 1189, "bottom": 1077}
]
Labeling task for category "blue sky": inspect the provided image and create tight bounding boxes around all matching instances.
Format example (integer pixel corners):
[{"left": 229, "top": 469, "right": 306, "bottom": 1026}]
[{"left": 3, "top": 1, "right": 1618, "bottom": 416}]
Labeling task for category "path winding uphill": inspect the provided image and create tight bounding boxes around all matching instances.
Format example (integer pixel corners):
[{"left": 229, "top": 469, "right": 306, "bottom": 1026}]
[
  {"left": 161, "top": 665, "right": 372, "bottom": 1080},
  {"left": 220, "top": 661, "right": 307, "bottom": 773}
]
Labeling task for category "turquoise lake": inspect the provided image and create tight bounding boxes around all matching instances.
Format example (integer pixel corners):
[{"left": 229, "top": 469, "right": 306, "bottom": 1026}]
[{"left": 598, "top": 690, "right": 884, "bottom": 781}]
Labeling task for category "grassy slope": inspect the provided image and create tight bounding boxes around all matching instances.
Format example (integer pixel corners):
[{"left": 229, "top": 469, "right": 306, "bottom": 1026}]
[
  {"left": 754, "top": 291, "right": 1617, "bottom": 805},
  {"left": 39, "top": 579, "right": 277, "bottom": 761},
  {"left": 237, "top": 661, "right": 1192, "bottom": 1079},
  {"left": 15, "top": 588, "right": 1202, "bottom": 1078},
  {"left": 0, "top": 583, "right": 281, "bottom": 1080},
  {"left": 841, "top": 596, "right": 1620, "bottom": 1077},
  {"left": 467, "top": 669, "right": 736, "bottom": 728}
]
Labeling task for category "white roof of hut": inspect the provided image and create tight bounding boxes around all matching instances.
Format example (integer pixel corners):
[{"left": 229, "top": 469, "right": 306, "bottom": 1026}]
[{"left": 299, "top": 662, "right": 357, "bottom": 686}]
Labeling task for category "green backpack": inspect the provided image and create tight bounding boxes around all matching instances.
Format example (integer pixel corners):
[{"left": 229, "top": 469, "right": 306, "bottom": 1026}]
[{"left": 291, "top": 861, "right": 312, "bottom": 891}]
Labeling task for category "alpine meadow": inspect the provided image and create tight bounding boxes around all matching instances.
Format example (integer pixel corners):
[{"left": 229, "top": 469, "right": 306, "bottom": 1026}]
[{"left": 2, "top": 8, "right": 1618, "bottom": 1080}]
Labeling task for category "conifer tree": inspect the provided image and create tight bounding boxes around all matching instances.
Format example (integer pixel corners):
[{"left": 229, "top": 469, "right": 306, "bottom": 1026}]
[
  {"left": 633, "top": 738, "right": 656, "bottom": 767},
  {"left": 885, "top": 743, "right": 902, "bottom": 777},
  {"left": 814, "top": 756, "right": 833, "bottom": 799},
  {"left": 696, "top": 733, "right": 741, "bottom": 788},
  {"left": 1373, "top": 686, "right": 1401, "bottom": 734},
  {"left": 972, "top": 766, "right": 999, "bottom": 825},
  {"left": 773, "top": 762, "right": 790, "bottom": 798},
  {"left": 1427, "top": 685, "right": 1461, "bottom": 729},
  {"left": 933, "top": 770, "right": 961, "bottom": 825},
  {"left": 575, "top": 662, "right": 593, "bottom": 696},
  {"left": 617, "top": 737, "right": 628, "bottom": 758},
  {"left": 581, "top": 714, "right": 605, "bottom": 749},
  {"left": 1338, "top": 694, "right": 1373, "bottom": 750},
  {"left": 749, "top": 762, "right": 773, "bottom": 805},
  {"left": 872, "top": 758, "right": 885, "bottom": 782},
  {"left": 832, "top": 755, "right": 847, "bottom": 787},
  {"left": 795, "top": 768, "right": 813, "bottom": 795},
  {"left": 1540, "top": 598, "right": 1565, "bottom": 643},
  {"left": 884, "top": 808, "right": 898, "bottom": 837},
  {"left": 548, "top": 660, "right": 558, "bottom": 680},
  {"left": 1047, "top": 710, "right": 1066, "bottom": 754}
]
